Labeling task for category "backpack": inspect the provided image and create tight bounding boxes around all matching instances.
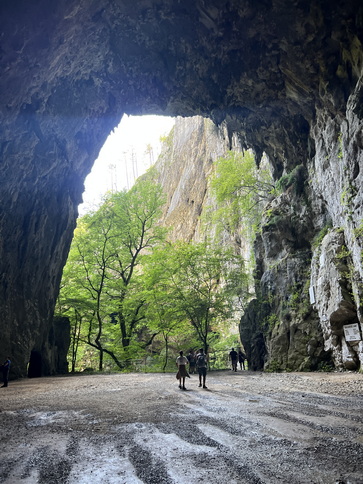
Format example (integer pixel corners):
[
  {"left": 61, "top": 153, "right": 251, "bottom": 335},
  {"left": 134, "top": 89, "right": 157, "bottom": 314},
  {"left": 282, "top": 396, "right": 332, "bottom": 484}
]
[{"left": 196, "top": 354, "right": 205, "bottom": 367}]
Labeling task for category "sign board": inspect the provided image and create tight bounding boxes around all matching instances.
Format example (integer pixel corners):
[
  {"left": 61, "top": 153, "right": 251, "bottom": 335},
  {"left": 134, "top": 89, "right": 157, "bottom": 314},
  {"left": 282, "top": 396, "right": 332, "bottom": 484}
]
[
  {"left": 309, "top": 286, "right": 315, "bottom": 304},
  {"left": 343, "top": 323, "right": 361, "bottom": 342}
]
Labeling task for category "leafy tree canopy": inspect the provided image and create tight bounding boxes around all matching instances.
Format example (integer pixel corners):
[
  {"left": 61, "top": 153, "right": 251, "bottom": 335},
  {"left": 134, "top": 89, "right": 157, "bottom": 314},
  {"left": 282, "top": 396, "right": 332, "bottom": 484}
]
[
  {"left": 209, "top": 150, "right": 275, "bottom": 234},
  {"left": 144, "top": 240, "right": 248, "bottom": 352},
  {"left": 57, "top": 178, "right": 167, "bottom": 370}
]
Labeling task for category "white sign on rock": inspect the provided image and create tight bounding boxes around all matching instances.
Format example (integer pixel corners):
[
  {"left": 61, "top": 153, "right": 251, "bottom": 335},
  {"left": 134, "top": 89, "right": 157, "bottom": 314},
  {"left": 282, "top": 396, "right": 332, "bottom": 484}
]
[
  {"left": 343, "top": 323, "right": 361, "bottom": 342},
  {"left": 309, "top": 286, "right": 315, "bottom": 304}
]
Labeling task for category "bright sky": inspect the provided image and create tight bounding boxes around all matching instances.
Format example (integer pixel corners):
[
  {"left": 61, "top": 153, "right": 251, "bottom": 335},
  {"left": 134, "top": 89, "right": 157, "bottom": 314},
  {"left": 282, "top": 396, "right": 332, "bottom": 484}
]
[{"left": 79, "top": 115, "right": 175, "bottom": 214}]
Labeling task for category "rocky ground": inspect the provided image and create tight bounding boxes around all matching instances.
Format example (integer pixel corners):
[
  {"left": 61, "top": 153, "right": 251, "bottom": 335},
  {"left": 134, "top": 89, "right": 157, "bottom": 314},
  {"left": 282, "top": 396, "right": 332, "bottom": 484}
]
[{"left": 0, "top": 370, "right": 363, "bottom": 484}]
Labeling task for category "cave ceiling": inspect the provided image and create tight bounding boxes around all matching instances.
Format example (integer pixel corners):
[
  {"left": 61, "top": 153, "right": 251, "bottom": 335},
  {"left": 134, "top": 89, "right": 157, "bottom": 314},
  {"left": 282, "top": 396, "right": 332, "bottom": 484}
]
[{"left": 1, "top": 1, "right": 362, "bottom": 174}]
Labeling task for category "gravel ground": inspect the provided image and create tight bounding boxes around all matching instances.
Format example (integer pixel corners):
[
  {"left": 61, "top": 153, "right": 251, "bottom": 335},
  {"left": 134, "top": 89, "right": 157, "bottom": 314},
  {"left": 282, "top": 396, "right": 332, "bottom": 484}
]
[{"left": 0, "top": 370, "right": 363, "bottom": 484}]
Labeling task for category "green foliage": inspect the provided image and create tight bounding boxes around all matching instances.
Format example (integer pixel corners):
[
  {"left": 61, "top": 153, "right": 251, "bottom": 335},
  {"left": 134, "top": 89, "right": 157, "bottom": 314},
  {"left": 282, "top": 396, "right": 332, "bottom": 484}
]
[
  {"left": 265, "top": 360, "right": 283, "bottom": 372},
  {"left": 275, "top": 164, "right": 304, "bottom": 195},
  {"left": 159, "top": 126, "right": 174, "bottom": 148},
  {"left": 262, "top": 213, "right": 284, "bottom": 230},
  {"left": 58, "top": 178, "right": 167, "bottom": 371},
  {"left": 59, "top": 177, "right": 248, "bottom": 371},
  {"left": 336, "top": 244, "right": 351, "bottom": 260},
  {"left": 59, "top": 143, "right": 256, "bottom": 372},
  {"left": 211, "top": 333, "right": 240, "bottom": 351},
  {"left": 337, "top": 133, "right": 343, "bottom": 160},
  {"left": 263, "top": 208, "right": 274, "bottom": 219},
  {"left": 317, "top": 362, "right": 334, "bottom": 372},
  {"left": 353, "top": 221, "right": 363, "bottom": 240},
  {"left": 211, "top": 334, "right": 242, "bottom": 369},
  {"left": 311, "top": 223, "right": 332, "bottom": 250},
  {"left": 144, "top": 240, "right": 248, "bottom": 353},
  {"left": 284, "top": 279, "right": 311, "bottom": 319},
  {"left": 208, "top": 150, "right": 275, "bottom": 236},
  {"left": 275, "top": 174, "right": 290, "bottom": 192},
  {"left": 266, "top": 314, "right": 279, "bottom": 330},
  {"left": 340, "top": 183, "right": 357, "bottom": 221},
  {"left": 289, "top": 288, "right": 300, "bottom": 311}
]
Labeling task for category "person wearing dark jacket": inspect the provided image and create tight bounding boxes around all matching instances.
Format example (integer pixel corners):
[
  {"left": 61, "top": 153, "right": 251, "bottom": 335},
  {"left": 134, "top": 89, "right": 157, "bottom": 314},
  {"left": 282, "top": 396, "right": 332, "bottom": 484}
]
[
  {"left": 1, "top": 357, "right": 11, "bottom": 387},
  {"left": 238, "top": 350, "right": 246, "bottom": 370},
  {"left": 196, "top": 348, "right": 208, "bottom": 389},
  {"left": 229, "top": 348, "right": 238, "bottom": 372}
]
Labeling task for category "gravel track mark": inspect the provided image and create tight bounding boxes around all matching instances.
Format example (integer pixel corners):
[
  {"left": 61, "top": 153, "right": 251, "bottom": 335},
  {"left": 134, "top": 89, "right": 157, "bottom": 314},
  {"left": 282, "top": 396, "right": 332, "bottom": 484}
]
[{"left": 1, "top": 371, "right": 362, "bottom": 483}]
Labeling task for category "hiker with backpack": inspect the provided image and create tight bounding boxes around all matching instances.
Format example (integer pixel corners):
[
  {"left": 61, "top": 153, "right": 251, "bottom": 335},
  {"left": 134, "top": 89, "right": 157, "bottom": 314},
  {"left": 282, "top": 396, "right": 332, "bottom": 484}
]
[{"left": 196, "top": 348, "right": 208, "bottom": 389}]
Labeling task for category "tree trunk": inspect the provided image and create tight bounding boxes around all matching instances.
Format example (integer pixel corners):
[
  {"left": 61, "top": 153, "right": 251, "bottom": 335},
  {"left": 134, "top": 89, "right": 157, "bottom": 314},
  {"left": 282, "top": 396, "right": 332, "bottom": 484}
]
[
  {"left": 99, "top": 348, "right": 103, "bottom": 371},
  {"left": 163, "top": 333, "right": 169, "bottom": 372}
]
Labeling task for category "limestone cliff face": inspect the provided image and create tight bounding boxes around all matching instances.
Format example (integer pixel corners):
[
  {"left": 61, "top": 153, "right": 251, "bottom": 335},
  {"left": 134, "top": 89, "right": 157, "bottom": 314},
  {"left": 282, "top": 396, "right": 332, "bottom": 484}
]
[
  {"left": 241, "top": 90, "right": 363, "bottom": 371},
  {"left": 0, "top": 1, "right": 362, "bottom": 376},
  {"left": 153, "top": 116, "right": 233, "bottom": 242},
  {"left": 307, "top": 103, "right": 363, "bottom": 370}
]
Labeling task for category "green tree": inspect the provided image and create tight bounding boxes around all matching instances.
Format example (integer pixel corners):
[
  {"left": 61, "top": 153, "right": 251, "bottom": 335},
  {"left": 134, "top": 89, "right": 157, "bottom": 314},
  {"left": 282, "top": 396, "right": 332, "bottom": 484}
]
[
  {"left": 145, "top": 241, "right": 247, "bottom": 353},
  {"left": 55, "top": 220, "right": 102, "bottom": 371},
  {"left": 209, "top": 150, "right": 275, "bottom": 235},
  {"left": 143, "top": 248, "right": 189, "bottom": 370},
  {"left": 145, "top": 292, "right": 180, "bottom": 371},
  {"left": 58, "top": 179, "right": 166, "bottom": 370},
  {"left": 102, "top": 180, "right": 167, "bottom": 357},
  {"left": 58, "top": 214, "right": 121, "bottom": 371}
]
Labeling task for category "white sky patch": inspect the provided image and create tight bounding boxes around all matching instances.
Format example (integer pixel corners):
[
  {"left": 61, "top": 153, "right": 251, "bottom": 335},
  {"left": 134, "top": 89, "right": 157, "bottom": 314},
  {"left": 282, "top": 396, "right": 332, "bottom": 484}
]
[{"left": 79, "top": 115, "right": 175, "bottom": 215}]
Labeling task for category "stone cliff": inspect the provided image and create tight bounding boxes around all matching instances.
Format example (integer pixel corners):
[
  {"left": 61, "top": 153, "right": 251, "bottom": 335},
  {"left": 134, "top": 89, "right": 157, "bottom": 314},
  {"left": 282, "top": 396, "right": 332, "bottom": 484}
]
[
  {"left": 0, "top": 1, "right": 362, "bottom": 376},
  {"left": 153, "top": 116, "right": 236, "bottom": 242},
  {"left": 245, "top": 79, "right": 363, "bottom": 371}
]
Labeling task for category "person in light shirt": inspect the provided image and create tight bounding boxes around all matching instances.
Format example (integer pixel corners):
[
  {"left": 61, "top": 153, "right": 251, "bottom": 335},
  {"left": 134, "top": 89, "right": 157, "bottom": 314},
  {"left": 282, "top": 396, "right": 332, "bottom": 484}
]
[{"left": 176, "top": 351, "right": 189, "bottom": 390}]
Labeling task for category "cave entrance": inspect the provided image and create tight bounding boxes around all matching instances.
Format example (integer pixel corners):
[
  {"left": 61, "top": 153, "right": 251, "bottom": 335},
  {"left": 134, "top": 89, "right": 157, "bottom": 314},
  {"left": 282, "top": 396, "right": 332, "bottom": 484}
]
[
  {"left": 79, "top": 115, "right": 175, "bottom": 215},
  {"left": 28, "top": 350, "right": 42, "bottom": 378}
]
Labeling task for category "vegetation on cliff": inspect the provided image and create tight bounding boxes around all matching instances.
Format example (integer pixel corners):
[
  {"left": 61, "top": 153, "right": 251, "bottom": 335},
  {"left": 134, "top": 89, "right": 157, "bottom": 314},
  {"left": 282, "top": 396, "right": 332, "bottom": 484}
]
[{"left": 209, "top": 150, "right": 275, "bottom": 236}]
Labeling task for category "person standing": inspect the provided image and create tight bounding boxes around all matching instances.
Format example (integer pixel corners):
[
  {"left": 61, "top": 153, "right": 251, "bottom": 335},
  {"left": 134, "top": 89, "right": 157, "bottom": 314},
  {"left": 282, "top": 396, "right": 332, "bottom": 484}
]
[
  {"left": 1, "top": 357, "right": 11, "bottom": 388},
  {"left": 196, "top": 348, "right": 208, "bottom": 389},
  {"left": 238, "top": 349, "right": 246, "bottom": 370},
  {"left": 187, "top": 350, "right": 196, "bottom": 374},
  {"left": 229, "top": 348, "right": 238, "bottom": 372},
  {"left": 176, "top": 351, "right": 189, "bottom": 390}
]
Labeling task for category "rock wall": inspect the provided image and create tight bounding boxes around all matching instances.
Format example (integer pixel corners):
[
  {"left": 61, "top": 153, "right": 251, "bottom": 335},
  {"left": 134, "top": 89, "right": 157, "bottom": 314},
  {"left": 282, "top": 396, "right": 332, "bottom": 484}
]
[
  {"left": 242, "top": 88, "right": 363, "bottom": 371},
  {"left": 0, "top": 1, "right": 362, "bottom": 376},
  {"left": 153, "top": 116, "right": 237, "bottom": 242},
  {"left": 307, "top": 99, "right": 363, "bottom": 370}
]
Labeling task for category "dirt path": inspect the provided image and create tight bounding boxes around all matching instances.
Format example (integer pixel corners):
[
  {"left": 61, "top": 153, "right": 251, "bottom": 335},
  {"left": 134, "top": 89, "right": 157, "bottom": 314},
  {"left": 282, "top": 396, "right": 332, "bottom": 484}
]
[{"left": 1, "top": 371, "right": 363, "bottom": 484}]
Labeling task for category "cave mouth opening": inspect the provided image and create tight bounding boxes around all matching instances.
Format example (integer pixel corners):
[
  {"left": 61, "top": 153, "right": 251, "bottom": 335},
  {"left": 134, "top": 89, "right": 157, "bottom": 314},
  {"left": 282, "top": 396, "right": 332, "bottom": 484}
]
[
  {"left": 79, "top": 115, "right": 175, "bottom": 215},
  {"left": 28, "top": 350, "right": 42, "bottom": 378}
]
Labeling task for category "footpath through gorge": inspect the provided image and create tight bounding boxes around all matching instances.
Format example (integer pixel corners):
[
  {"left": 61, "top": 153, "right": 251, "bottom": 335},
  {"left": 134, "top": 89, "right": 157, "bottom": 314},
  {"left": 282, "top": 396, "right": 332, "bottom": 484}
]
[{"left": 0, "top": 370, "right": 363, "bottom": 484}]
